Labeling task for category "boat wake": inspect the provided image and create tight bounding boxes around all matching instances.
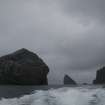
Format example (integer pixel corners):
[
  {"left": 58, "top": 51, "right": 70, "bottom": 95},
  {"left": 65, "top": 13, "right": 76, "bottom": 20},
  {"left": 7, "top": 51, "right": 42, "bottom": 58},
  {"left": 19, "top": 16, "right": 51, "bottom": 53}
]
[{"left": 0, "top": 86, "right": 105, "bottom": 105}]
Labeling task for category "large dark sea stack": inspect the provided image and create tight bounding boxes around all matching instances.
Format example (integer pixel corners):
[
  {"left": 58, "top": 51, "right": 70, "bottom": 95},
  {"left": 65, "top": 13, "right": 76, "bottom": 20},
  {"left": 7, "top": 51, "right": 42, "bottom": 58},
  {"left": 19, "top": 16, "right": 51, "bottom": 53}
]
[
  {"left": 64, "top": 74, "right": 76, "bottom": 85},
  {"left": 0, "top": 48, "right": 49, "bottom": 85},
  {"left": 93, "top": 67, "right": 105, "bottom": 84}
]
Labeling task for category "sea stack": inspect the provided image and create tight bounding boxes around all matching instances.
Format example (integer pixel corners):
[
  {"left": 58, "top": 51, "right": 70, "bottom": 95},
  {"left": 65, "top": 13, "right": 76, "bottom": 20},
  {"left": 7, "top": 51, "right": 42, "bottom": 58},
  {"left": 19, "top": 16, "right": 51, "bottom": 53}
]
[
  {"left": 64, "top": 74, "right": 76, "bottom": 85},
  {"left": 93, "top": 67, "right": 105, "bottom": 84},
  {"left": 0, "top": 48, "right": 49, "bottom": 85}
]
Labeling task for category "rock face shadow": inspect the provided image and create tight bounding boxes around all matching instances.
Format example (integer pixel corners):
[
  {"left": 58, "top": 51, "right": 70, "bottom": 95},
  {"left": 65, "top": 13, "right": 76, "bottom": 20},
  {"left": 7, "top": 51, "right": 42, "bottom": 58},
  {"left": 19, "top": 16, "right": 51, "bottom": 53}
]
[{"left": 93, "top": 67, "right": 105, "bottom": 84}]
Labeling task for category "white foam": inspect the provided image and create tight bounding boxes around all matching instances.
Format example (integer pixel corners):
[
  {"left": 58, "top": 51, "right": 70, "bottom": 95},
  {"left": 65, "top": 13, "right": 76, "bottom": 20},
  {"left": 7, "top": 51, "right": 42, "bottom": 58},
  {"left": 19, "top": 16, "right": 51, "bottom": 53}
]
[{"left": 0, "top": 87, "right": 105, "bottom": 105}]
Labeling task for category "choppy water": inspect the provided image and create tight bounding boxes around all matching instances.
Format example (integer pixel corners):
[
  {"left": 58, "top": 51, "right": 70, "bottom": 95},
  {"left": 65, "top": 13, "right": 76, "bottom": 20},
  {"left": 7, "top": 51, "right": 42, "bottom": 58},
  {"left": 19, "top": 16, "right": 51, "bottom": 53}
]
[{"left": 0, "top": 85, "right": 105, "bottom": 105}]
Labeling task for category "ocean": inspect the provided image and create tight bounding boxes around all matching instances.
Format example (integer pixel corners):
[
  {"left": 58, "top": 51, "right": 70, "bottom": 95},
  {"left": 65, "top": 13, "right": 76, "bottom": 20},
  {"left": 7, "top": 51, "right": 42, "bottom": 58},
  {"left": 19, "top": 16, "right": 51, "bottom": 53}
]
[{"left": 0, "top": 85, "right": 104, "bottom": 105}]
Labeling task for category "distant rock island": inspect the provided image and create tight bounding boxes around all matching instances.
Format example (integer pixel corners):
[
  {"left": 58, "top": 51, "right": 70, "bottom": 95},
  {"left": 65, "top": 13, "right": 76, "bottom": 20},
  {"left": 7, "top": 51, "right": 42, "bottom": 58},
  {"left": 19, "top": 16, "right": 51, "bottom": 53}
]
[
  {"left": 82, "top": 83, "right": 88, "bottom": 85},
  {"left": 0, "top": 48, "right": 49, "bottom": 85},
  {"left": 93, "top": 67, "right": 105, "bottom": 84},
  {"left": 64, "top": 74, "right": 77, "bottom": 85}
]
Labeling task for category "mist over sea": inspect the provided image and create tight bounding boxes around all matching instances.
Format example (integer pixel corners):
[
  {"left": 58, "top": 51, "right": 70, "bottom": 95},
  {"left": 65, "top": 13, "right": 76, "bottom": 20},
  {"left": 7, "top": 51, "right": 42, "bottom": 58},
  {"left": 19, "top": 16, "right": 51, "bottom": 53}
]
[{"left": 0, "top": 85, "right": 105, "bottom": 105}]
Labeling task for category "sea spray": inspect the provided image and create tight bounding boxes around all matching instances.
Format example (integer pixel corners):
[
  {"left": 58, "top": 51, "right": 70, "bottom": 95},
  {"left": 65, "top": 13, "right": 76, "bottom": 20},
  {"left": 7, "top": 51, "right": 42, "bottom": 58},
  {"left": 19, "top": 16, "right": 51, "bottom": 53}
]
[{"left": 0, "top": 86, "right": 105, "bottom": 105}]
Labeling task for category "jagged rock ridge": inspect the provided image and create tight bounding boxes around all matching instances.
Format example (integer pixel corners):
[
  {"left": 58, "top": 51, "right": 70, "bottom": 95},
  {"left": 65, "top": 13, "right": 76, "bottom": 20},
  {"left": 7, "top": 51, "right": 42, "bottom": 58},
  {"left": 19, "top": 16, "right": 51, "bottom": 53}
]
[
  {"left": 64, "top": 74, "right": 77, "bottom": 85},
  {"left": 0, "top": 48, "right": 49, "bottom": 85}
]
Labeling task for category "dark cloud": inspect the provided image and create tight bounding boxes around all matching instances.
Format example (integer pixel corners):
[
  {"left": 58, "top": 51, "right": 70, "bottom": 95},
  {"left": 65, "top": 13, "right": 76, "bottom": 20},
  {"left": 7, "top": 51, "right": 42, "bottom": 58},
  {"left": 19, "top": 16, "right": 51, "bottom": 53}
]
[
  {"left": 0, "top": 0, "right": 105, "bottom": 84},
  {"left": 60, "top": 0, "right": 105, "bottom": 23}
]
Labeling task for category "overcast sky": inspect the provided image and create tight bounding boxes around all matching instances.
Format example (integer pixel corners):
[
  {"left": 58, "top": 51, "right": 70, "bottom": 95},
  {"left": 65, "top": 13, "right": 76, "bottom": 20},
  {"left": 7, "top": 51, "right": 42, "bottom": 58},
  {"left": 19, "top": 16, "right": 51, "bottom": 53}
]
[{"left": 0, "top": 0, "right": 105, "bottom": 84}]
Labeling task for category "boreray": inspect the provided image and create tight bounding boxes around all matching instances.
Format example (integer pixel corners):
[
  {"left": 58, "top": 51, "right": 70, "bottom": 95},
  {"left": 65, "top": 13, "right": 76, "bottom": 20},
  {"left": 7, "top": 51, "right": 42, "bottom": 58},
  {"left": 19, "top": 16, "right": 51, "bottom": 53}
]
[{"left": 0, "top": 87, "right": 105, "bottom": 105}]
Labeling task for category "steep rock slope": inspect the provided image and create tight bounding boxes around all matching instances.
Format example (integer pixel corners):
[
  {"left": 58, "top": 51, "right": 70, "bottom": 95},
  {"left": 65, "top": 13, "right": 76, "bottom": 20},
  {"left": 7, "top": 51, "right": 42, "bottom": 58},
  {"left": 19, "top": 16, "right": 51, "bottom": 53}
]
[{"left": 64, "top": 74, "right": 76, "bottom": 85}]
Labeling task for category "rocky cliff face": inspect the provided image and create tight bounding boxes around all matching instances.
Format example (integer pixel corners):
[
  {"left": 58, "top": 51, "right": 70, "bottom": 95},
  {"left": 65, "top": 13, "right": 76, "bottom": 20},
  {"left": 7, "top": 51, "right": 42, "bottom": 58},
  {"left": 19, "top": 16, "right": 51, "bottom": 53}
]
[
  {"left": 0, "top": 48, "right": 49, "bottom": 85},
  {"left": 93, "top": 67, "right": 105, "bottom": 84},
  {"left": 64, "top": 75, "right": 76, "bottom": 85}
]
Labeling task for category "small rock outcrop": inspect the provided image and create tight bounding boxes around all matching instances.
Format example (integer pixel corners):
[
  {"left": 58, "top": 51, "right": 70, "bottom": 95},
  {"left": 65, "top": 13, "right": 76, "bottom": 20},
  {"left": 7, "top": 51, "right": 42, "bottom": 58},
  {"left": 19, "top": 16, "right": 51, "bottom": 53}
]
[
  {"left": 82, "top": 83, "right": 88, "bottom": 85},
  {"left": 93, "top": 67, "right": 105, "bottom": 84},
  {"left": 0, "top": 48, "right": 49, "bottom": 85},
  {"left": 64, "top": 74, "right": 76, "bottom": 85}
]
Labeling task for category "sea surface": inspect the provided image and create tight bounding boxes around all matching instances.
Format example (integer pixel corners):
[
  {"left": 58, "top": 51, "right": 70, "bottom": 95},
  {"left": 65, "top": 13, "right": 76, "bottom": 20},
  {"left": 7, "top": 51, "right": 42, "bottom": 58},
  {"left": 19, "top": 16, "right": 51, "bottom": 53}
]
[{"left": 0, "top": 85, "right": 105, "bottom": 105}]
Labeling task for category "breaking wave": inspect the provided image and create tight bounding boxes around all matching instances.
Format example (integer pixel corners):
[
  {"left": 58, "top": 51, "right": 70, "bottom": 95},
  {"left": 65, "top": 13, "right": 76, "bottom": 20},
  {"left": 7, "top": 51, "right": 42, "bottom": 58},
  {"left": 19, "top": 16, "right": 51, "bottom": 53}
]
[{"left": 0, "top": 86, "right": 105, "bottom": 105}]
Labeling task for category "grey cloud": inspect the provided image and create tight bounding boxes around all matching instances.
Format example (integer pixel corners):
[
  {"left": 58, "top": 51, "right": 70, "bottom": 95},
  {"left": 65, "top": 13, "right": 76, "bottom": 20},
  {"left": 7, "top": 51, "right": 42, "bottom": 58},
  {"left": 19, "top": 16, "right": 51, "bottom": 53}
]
[
  {"left": 0, "top": 0, "right": 105, "bottom": 84},
  {"left": 60, "top": 0, "right": 105, "bottom": 23}
]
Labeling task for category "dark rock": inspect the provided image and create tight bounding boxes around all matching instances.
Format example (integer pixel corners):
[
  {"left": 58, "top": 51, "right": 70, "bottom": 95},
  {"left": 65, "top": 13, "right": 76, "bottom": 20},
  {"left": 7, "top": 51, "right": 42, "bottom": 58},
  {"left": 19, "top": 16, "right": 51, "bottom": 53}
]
[
  {"left": 0, "top": 48, "right": 49, "bottom": 85},
  {"left": 82, "top": 83, "right": 88, "bottom": 85},
  {"left": 64, "top": 74, "right": 77, "bottom": 85},
  {"left": 93, "top": 67, "right": 105, "bottom": 84}
]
